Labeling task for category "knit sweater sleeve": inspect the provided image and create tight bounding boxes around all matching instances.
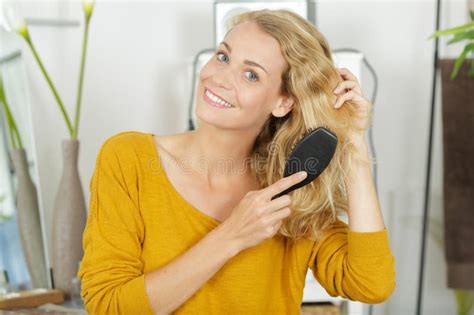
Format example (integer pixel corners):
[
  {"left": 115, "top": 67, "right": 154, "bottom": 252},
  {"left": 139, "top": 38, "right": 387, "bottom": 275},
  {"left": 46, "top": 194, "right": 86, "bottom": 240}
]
[
  {"left": 308, "top": 219, "right": 396, "bottom": 304},
  {"left": 77, "top": 134, "right": 155, "bottom": 315}
]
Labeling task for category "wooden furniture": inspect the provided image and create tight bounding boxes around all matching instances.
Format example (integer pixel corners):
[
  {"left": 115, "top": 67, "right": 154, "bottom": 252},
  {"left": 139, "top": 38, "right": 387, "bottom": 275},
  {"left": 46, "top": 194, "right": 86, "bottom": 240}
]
[
  {"left": 301, "top": 302, "right": 341, "bottom": 315},
  {"left": 0, "top": 289, "right": 64, "bottom": 310}
]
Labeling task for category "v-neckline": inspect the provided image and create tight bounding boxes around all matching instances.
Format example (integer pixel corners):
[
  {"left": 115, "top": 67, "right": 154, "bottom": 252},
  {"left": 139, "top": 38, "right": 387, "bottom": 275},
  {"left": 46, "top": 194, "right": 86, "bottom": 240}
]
[{"left": 147, "top": 132, "right": 222, "bottom": 227}]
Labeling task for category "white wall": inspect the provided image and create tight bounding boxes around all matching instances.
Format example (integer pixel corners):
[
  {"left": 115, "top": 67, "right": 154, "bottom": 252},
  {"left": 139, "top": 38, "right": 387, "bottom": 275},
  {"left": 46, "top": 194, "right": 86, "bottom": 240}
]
[
  {"left": 316, "top": 1, "right": 470, "bottom": 314},
  {"left": 7, "top": 0, "right": 470, "bottom": 314},
  {"left": 18, "top": 0, "right": 212, "bottom": 282}
]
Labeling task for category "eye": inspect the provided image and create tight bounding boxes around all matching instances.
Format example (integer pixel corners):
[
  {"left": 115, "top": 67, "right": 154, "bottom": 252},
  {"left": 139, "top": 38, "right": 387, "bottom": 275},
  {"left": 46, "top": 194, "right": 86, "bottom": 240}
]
[
  {"left": 216, "top": 51, "right": 229, "bottom": 63},
  {"left": 215, "top": 51, "right": 259, "bottom": 82},
  {"left": 244, "top": 70, "right": 259, "bottom": 82}
]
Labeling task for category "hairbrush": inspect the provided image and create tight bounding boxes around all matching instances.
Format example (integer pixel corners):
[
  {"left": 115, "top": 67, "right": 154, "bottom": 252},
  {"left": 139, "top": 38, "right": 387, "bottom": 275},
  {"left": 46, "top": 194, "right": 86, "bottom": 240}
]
[{"left": 271, "top": 126, "right": 338, "bottom": 200}]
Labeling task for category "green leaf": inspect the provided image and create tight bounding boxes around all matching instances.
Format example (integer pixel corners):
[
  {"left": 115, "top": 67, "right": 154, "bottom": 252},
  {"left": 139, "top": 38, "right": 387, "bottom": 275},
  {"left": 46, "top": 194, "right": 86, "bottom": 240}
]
[
  {"left": 468, "top": 58, "right": 474, "bottom": 77},
  {"left": 470, "top": 10, "right": 474, "bottom": 21},
  {"left": 428, "top": 21, "right": 474, "bottom": 39},
  {"left": 0, "top": 213, "right": 12, "bottom": 222},
  {"left": 447, "top": 30, "right": 474, "bottom": 44},
  {"left": 0, "top": 73, "right": 4, "bottom": 101},
  {"left": 450, "top": 43, "right": 474, "bottom": 80},
  {"left": 453, "top": 289, "right": 474, "bottom": 315}
]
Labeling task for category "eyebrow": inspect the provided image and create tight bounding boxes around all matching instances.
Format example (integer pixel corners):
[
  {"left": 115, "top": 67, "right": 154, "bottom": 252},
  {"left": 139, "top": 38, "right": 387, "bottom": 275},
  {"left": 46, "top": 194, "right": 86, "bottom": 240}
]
[{"left": 220, "top": 41, "right": 268, "bottom": 75}]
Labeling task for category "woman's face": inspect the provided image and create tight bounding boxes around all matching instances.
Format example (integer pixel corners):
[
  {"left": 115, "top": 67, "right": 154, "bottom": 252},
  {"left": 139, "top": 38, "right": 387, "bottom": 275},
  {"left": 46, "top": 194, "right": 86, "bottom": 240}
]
[{"left": 196, "top": 21, "right": 294, "bottom": 131}]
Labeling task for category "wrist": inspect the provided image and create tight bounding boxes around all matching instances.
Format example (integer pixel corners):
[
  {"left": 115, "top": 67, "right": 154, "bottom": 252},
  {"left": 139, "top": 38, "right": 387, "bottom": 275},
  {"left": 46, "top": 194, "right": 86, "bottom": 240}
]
[{"left": 207, "top": 224, "right": 242, "bottom": 258}]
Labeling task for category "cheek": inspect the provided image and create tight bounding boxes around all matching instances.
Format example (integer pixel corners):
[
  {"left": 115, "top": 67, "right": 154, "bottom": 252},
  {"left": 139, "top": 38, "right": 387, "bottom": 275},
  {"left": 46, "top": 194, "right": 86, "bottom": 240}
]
[
  {"left": 238, "top": 89, "right": 269, "bottom": 112},
  {"left": 199, "top": 61, "right": 214, "bottom": 81}
]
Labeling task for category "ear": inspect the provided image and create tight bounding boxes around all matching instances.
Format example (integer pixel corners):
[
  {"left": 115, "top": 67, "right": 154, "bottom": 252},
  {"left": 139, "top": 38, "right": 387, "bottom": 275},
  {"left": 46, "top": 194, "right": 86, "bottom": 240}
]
[{"left": 272, "top": 94, "right": 294, "bottom": 118}]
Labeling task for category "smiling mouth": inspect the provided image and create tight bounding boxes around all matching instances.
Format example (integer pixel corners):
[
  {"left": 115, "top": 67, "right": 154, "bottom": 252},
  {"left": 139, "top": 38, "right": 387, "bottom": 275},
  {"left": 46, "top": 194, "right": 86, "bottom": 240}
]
[{"left": 204, "top": 88, "right": 235, "bottom": 108}]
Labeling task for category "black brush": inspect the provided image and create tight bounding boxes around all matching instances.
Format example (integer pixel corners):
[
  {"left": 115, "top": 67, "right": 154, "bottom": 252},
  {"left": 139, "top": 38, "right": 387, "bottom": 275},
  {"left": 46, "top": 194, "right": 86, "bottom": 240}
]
[{"left": 271, "top": 127, "right": 338, "bottom": 200}]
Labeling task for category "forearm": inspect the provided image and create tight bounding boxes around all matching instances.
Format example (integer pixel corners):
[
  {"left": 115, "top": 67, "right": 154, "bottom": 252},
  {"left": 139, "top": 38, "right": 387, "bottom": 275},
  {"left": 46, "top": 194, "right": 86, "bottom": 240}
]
[
  {"left": 144, "top": 225, "right": 240, "bottom": 314},
  {"left": 345, "top": 136, "right": 385, "bottom": 232}
]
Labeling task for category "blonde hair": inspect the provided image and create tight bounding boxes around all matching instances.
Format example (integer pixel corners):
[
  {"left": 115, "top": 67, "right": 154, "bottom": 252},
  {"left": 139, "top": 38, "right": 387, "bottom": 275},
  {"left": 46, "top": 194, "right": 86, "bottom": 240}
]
[{"left": 227, "top": 9, "right": 375, "bottom": 242}]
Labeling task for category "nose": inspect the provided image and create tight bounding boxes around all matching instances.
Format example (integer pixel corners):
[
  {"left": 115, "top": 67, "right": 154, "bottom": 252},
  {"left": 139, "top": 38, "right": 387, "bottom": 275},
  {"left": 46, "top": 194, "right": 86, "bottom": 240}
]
[{"left": 212, "top": 66, "right": 233, "bottom": 90}]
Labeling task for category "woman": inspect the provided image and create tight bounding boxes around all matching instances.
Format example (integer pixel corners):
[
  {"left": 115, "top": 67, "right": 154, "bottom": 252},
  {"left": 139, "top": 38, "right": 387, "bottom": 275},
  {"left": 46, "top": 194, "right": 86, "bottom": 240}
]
[{"left": 78, "top": 9, "right": 395, "bottom": 315}]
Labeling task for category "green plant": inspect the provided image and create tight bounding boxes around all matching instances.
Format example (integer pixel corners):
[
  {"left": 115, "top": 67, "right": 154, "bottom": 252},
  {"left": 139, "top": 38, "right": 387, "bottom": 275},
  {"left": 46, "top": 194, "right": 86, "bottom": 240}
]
[
  {"left": 0, "top": 72, "right": 23, "bottom": 150},
  {"left": 3, "top": 0, "right": 95, "bottom": 139},
  {"left": 427, "top": 218, "right": 474, "bottom": 315},
  {"left": 455, "top": 290, "right": 474, "bottom": 315},
  {"left": 0, "top": 193, "right": 12, "bottom": 223},
  {"left": 428, "top": 9, "right": 474, "bottom": 80}
]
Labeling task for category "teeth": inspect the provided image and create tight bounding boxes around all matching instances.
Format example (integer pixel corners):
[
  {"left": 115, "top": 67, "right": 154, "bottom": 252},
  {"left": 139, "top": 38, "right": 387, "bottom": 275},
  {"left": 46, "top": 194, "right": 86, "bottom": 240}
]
[{"left": 206, "top": 89, "right": 233, "bottom": 107}]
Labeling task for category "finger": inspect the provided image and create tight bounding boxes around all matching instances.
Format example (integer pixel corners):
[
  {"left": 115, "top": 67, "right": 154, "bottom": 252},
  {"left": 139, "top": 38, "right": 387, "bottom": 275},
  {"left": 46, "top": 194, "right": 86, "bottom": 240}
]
[
  {"left": 335, "top": 90, "right": 356, "bottom": 109},
  {"left": 338, "top": 68, "right": 359, "bottom": 83},
  {"left": 269, "top": 220, "right": 284, "bottom": 236},
  {"left": 333, "top": 80, "right": 362, "bottom": 95},
  {"left": 274, "top": 220, "right": 283, "bottom": 233},
  {"left": 261, "top": 171, "right": 307, "bottom": 200},
  {"left": 260, "top": 194, "right": 292, "bottom": 214},
  {"left": 266, "top": 207, "right": 291, "bottom": 225}
]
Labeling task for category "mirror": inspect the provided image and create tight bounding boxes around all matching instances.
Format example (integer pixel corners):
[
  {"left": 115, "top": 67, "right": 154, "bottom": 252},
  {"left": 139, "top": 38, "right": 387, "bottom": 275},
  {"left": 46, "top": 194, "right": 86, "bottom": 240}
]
[{"left": 0, "top": 28, "right": 51, "bottom": 292}]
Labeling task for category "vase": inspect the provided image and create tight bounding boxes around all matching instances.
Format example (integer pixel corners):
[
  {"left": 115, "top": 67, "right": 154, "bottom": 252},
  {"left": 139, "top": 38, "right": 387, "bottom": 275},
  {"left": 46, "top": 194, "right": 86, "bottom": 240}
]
[
  {"left": 51, "top": 139, "right": 87, "bottom": 299},
  {"left": 9, "top": 148, "right": 49, "bottom": 289}
]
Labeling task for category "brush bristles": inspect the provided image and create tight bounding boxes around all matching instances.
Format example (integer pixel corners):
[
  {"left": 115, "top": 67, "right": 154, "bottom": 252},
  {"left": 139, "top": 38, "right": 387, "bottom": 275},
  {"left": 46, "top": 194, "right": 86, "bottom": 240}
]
[{"left": 287, "top": 126, "right": 333, "bottom": 156}]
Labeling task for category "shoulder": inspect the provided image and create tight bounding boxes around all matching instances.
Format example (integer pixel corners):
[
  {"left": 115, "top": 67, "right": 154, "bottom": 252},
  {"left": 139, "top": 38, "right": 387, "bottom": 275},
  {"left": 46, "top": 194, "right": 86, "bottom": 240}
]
[
  {"left": 95, "top": 130, "right": 151, "bottom": 170},
  {"left": 101, "top": 130, "right": 150, "bottom": 152},
  {"left": 97, "top": 130, "right": 152, "bottom": 159}
]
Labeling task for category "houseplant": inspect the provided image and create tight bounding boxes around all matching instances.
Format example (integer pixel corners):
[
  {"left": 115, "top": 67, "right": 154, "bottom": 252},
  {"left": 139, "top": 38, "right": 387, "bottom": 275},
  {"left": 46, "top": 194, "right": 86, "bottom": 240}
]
[
  {"left": 428, "top": 9, "right": 474, "bottom": 79},
  {"left": 3, "top": 0, "right": 95, "bottom": 298},
  {"left": 427, "top": 218, "right": 473, "bottom": 315},
  {"left": 428, "top": 7, "right": 474, "bottom": 315}
]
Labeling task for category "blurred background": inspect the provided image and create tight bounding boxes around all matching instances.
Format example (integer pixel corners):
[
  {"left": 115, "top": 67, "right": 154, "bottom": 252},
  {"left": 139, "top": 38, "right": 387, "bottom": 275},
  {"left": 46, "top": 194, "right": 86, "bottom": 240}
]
[{"left": 0, "top": 0, "right": 473, "bottom": 314}]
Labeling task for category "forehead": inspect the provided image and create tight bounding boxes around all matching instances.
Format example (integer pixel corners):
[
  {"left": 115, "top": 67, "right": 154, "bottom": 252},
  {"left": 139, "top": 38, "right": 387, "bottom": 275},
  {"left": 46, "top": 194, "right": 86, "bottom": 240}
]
[{"left": 224, "top": 21, "right": 287, "bottom": 76}]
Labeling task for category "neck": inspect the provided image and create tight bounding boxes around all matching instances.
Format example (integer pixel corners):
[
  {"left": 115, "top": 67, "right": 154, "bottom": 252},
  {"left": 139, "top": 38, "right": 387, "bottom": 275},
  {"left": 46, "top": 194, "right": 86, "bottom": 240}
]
[{"left": 183, "top": 125, "right": 259, "bottom": 181}]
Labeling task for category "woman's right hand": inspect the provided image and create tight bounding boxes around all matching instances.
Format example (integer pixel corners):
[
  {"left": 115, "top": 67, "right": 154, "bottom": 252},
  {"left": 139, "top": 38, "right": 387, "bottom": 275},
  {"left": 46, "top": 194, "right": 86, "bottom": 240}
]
[{"left": 218, "top": 171, "right": 308, "bottom": 252}]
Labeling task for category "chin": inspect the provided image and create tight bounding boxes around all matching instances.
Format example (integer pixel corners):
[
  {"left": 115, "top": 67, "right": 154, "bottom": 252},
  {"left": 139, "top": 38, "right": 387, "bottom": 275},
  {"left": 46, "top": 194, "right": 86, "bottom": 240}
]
[
  {"left": 195, "top": 102, "right": 233, "bottom": 129},
  {"left": 195, "top": 105, "right": 261, "bottom": 133}
]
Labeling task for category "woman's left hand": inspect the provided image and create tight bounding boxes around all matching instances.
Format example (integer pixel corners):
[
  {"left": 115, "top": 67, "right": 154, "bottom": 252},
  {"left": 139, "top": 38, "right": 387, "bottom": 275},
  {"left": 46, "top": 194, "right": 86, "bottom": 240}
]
[{"left": 333, "top": 68, "right": 373, "bottom": 141}]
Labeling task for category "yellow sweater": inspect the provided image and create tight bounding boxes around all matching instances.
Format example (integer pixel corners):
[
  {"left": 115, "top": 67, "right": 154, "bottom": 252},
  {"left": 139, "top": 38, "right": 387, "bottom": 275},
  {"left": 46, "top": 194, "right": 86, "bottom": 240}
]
[{"left": 78, "top": 131, "right": 396, "bottom": 315}]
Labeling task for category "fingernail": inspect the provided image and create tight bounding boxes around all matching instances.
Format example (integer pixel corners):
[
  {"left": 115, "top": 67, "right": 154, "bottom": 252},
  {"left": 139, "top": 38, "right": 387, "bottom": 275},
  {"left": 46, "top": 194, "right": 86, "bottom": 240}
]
[{"left": 299, "top": 171, "right": 307, "bottom": 178}]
